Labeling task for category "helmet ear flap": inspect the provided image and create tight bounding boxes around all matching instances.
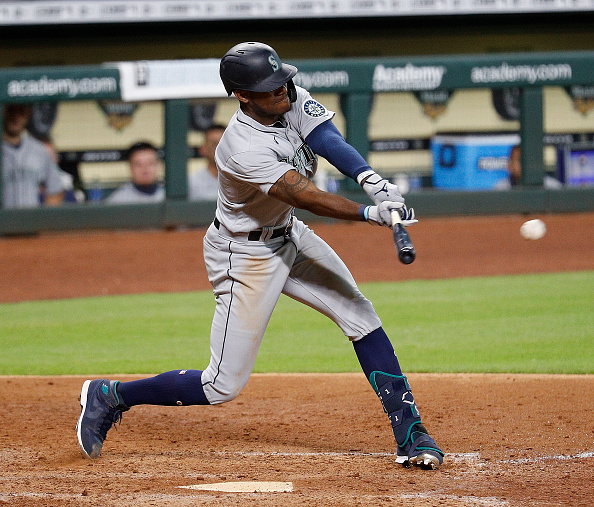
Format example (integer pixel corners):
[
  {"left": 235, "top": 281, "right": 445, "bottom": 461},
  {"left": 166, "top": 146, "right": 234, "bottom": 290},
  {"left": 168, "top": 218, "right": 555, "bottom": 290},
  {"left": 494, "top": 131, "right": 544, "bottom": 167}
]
[{"left": 286, "top": 79, "right": 297, "bottom": 103}]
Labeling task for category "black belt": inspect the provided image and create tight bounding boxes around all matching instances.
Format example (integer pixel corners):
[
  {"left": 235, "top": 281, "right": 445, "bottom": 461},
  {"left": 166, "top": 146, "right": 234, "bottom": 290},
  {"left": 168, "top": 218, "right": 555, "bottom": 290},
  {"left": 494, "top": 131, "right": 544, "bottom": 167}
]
[{"left": 213, "top": 217, "right": 293, "bottom": 241}]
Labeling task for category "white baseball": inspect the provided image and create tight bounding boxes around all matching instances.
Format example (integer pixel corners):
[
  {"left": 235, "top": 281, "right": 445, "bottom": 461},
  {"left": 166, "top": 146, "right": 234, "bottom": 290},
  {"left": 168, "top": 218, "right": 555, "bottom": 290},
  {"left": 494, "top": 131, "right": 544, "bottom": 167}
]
[{"left": 520, "top": 219, "right": 546, "bottom": 240}]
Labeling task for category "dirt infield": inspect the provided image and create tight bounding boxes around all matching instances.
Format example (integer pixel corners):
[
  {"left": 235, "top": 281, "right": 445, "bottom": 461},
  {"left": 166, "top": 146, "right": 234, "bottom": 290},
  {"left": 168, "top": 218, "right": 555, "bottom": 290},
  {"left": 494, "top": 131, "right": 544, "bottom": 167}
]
[
  {"left": 1, "top": 212, "right": 593, "bottom": 506},
  {"left": 2, "top": 213, "right": 594, "bottom": 303},
  {"left": 2, "top": 373, "right": 593, "bottom": 506}
]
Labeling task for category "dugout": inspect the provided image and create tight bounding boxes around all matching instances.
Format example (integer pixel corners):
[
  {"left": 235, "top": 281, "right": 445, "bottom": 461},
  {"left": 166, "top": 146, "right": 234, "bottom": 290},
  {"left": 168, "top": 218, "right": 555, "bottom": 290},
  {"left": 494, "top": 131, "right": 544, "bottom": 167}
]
[{"left": 1, "top": 50, "right": 593, "bottom": 234}]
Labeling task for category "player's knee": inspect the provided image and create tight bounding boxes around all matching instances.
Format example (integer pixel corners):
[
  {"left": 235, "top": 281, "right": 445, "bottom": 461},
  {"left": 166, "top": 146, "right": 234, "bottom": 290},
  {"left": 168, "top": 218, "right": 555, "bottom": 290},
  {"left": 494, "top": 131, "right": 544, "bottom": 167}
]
[
  {"left": 216, "top": 389, "right": 240, "bottom": 404},
  {"left": 203, "top": 381, "right": 244, "bottom": 405}
]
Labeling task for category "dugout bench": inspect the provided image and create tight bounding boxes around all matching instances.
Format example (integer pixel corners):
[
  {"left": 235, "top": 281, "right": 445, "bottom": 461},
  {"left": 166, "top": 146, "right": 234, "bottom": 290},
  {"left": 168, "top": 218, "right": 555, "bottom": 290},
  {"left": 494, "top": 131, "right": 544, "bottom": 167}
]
[{"left": 1, "top": 51, "right": 593, "bottom": 234}]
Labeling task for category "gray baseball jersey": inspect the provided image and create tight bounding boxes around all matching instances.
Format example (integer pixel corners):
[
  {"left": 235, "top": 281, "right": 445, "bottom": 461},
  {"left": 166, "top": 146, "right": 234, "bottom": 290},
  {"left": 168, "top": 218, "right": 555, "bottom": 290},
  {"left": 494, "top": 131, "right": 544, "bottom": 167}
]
[
  {"left": 201, "top": 86, "right": 381, "bottom": 404},
  {"left": 105, "top": 183, "right": 165, "bottom": 204},
  {"left": 188, "top": 167, "right": 219, "bottom": 201},
  {"left": 2, "top": 133, "right": 65, "bottom": 209},
  {"left": 214, "top": 86, "right": 334, "bottom": 232}
]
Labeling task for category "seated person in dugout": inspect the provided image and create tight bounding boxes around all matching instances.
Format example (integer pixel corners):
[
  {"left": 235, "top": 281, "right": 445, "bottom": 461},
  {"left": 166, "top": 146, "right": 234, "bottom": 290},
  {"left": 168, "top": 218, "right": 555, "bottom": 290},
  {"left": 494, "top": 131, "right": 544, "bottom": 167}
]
[
  {"left": 105, "top": 141, "right": 165, "bottom": 204},
  {"left": 37, "top": 133, "right": 83, "bottom": 204},
  {"left": 1, "top": 103, "right": 67, "bottom": 209},
  {"left": 495, "top": 144, "right": 562, "bottom": 190},
  {"left": 188, "top": 123, "right": 226, "bottom": 201}
]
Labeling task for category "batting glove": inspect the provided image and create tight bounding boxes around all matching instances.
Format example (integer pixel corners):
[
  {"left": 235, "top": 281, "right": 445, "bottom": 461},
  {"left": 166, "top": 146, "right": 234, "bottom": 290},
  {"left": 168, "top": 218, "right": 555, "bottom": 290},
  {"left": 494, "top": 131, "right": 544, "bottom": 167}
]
[
  {"left": 357, "top": 169, "right": 404, "bottom": 206},
  {"left": 398, "top": 204, "right": 418, "bottom": 227},
  {"left": 360, "top": 201, "right": 403, "bottom": 228}
]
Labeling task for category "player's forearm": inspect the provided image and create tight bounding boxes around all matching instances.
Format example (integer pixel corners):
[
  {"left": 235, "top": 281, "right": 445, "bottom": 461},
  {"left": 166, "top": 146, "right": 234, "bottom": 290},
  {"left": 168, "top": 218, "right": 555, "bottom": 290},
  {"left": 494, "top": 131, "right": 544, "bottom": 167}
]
[
  {"left": 269, "top": 169, "right": 364, "bottom": 221},
  {"left": 298, "top": 191, "right": 365, "bottom": 221}
]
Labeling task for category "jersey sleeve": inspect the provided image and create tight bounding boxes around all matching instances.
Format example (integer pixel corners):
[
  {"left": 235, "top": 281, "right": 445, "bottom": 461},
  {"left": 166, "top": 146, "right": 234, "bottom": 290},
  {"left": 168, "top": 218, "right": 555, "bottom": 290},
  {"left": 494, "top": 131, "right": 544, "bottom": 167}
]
[
  {"left": 291, "top": 86, "right": 335, "bottom": 139},
  {"left": 305, "top": 120, "right": 371, "bottom": 181}
]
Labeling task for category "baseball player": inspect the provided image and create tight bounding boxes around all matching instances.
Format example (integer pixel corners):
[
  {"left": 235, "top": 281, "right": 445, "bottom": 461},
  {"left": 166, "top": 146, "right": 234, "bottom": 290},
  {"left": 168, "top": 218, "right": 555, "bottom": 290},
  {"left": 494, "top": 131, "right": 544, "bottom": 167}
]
[
  {"left": 2, "top": 104, "right": 66, "bottom": 209},
  {"left": 76, "top": 42, "right": 444, "bottom": 470}
]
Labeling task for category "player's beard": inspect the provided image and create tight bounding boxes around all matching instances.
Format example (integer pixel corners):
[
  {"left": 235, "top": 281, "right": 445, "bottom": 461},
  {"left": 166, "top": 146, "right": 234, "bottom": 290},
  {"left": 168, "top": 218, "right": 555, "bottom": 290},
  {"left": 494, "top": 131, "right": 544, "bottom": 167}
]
[
  {"left": 269, "top": 91, "right": 291, "bottom": 116},
  {"left": 275, "top": 93, "right": 291, "bottom": 109},
  {"left": 239, "top": 87, "right": 291, "bottom": 125}
]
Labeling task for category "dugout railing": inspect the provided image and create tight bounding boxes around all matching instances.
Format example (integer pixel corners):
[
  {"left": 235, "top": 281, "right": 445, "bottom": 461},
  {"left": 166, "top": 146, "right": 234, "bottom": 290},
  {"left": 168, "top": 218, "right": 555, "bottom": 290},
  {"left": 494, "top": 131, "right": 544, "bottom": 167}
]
[{"left": 1, "top": 51, "right": 593, "bottom": 234}]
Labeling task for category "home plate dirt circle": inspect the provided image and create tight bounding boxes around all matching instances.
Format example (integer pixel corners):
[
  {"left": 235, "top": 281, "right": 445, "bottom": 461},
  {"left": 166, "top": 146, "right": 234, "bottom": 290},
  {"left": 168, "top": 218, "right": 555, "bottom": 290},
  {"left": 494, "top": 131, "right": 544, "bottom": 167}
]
[{"left": 178, "top": 481, "right": 294, "bottom": 493}]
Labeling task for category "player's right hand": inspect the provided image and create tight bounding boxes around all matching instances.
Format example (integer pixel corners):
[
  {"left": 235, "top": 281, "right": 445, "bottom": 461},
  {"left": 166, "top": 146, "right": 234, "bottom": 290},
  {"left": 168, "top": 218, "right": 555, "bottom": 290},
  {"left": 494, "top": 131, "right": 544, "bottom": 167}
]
[{"left": 365, "top": 201, "right": 404, "bottom": 228}]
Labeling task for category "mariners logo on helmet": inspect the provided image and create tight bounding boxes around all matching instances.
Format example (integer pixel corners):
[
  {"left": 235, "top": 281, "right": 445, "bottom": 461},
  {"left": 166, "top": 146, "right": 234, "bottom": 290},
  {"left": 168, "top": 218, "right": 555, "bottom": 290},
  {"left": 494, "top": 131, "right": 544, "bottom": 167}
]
[
  {"left": 303, "top": 100, "right": 326, "bottom": 117},
  {"left": 268, "top": 54, "right": 280, "bottom": 72}
]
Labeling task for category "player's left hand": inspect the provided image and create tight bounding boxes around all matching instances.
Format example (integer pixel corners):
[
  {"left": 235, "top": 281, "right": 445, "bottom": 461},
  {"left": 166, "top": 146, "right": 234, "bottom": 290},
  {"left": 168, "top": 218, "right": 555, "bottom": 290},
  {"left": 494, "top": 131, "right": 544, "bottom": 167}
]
[
  {"left": 365, "top": 201, "right": 403, "bottom": 227},
  {"left": 358, "top": 170, "right": 404, "bottom": 205}
]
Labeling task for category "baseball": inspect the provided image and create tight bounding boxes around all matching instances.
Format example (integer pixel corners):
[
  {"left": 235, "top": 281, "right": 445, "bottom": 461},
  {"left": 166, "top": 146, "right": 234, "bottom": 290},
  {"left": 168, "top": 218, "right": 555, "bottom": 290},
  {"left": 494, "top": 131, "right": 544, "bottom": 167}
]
[{"left": 520, "top": 219, "right": 546, "bottom": 240}]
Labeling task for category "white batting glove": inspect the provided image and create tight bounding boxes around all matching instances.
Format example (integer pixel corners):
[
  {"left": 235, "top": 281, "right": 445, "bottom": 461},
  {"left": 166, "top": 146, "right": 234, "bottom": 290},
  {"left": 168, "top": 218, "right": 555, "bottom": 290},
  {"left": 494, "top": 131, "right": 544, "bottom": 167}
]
[
  {"left": 398, "top": 204, "right": 418, "bottom": 227},
  {"left": 361, "top": 201, "right": 404, "bottom": 228},
  {"left": 357, "top": 169, "right": 404, "bottom": 205}
]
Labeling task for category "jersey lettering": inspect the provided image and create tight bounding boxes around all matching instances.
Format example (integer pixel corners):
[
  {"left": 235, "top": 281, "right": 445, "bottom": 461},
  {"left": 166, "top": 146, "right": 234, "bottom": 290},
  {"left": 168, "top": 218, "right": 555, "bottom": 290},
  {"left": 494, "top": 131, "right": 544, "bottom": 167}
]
[{"left": 281, "top": 142, "right": 317, "bottom": 176}]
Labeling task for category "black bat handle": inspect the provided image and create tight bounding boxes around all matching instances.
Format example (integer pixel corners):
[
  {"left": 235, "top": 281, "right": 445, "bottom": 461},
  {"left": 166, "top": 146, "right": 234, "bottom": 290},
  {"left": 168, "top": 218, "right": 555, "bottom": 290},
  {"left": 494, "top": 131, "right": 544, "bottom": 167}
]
[{"left": 393, "top": 223, "right": 416, "bottom": 264}]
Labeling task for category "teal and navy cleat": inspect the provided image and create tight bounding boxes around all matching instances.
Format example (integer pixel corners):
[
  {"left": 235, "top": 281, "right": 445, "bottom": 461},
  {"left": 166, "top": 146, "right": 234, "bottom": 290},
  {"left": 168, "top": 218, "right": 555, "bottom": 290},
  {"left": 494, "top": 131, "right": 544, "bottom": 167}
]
[
  {"left": 370, "top": 371, "right": 444, "bottom": 470},
  {"left": 76, "top": 379, "right": 129, "bottom": 459},
  {"left": 396, "top": 423, "right": 444, "bottom": 470}
]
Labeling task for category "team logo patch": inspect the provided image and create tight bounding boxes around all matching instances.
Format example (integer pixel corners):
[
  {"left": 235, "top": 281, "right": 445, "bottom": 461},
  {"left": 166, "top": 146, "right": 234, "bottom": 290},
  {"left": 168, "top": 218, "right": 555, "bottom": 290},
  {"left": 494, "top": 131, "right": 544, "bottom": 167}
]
[{"left": 303, "top": 100, "right": 326, "bottom": 117}]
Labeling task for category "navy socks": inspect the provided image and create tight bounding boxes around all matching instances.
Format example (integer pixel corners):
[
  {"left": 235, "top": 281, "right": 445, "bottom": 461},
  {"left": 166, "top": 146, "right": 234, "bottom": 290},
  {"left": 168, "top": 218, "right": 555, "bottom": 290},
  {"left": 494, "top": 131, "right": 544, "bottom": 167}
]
[
  {"left": 117, "top": 369, "right": 209, "bottom": 407},
  {"left": 353, "top": 327, "right": 403, "bottom": 380},
  {"left": 116, "top": 328, "right": 399, "bottom": 406}
]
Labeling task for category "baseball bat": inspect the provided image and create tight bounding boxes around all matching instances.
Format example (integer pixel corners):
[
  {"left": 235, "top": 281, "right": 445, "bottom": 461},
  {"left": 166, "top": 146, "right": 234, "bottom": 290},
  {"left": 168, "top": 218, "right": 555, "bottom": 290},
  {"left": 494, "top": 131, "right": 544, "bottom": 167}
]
[{"left": 391, "top": 210, "right": 416, "bottom": 265}]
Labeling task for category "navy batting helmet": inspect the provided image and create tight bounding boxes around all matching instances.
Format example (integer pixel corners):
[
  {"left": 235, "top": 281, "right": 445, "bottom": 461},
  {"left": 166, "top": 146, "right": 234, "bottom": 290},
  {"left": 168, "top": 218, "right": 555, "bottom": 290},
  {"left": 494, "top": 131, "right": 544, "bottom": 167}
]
[{"left": 220, "top": 42, "right": 298, "bottom": 101}]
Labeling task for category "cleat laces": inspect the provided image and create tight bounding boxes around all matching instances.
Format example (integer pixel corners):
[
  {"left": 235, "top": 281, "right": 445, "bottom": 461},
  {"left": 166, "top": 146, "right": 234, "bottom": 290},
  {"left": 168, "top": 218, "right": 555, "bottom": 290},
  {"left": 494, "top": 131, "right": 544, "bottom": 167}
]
[{"left": 97, "top": 407, "right": 124, "bottom": 442}]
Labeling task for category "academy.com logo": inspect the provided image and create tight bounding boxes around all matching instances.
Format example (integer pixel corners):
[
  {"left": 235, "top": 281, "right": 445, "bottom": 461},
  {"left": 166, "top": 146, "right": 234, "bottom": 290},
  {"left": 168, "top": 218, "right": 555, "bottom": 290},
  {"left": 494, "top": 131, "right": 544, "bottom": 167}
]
[
  {"left": 293, "top": 71, "right": 349, "bottom": 90},
  {"left": 7, "top": 75, "right": 117, "bottom": 98},
  {"left": 372, "top": 64, "right": 446, "bottom": 92},
  {"left": 471, "top": 62, "right": 572, "bottom": 84}
]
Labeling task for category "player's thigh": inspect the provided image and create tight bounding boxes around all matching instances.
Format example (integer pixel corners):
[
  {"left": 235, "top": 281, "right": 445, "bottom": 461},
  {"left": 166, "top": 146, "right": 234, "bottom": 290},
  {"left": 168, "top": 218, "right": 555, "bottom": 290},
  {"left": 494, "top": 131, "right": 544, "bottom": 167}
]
[
  {"left": 202, "top": 229, "right": 297, "bottom": 402},
  {"left": 282, "top": 221, "right": 381, "bottom": 340},
  {"left": 203, "top": 228, "right": 296, "bottom": 329}
]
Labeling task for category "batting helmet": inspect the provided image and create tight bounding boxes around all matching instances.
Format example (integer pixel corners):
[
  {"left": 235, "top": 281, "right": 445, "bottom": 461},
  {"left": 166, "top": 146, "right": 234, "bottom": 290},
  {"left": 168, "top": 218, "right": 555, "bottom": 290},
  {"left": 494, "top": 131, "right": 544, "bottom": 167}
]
[{"left": 220, "top": 42, "right": 298, "bottom": 101}]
